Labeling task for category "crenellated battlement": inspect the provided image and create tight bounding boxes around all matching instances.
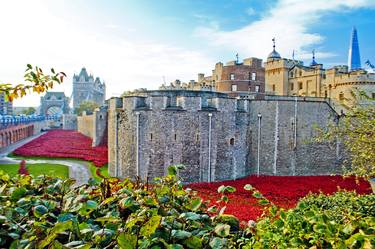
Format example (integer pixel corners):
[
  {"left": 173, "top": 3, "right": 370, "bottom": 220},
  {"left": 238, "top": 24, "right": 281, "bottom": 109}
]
[{"left": 115, "top": 90, "right": 250, "bottom": 113}]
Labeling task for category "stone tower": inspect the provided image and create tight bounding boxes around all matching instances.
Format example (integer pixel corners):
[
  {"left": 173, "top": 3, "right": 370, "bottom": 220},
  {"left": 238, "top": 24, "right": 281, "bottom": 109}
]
[
  {"left": 73, "top": 68, "right": 106, "bottom": 110},
  {"left": 264, "top": 38, "right": 297, "bottom": 95},
  {"left": 348, "top": 26, "right": 361, "bottom": 71}
]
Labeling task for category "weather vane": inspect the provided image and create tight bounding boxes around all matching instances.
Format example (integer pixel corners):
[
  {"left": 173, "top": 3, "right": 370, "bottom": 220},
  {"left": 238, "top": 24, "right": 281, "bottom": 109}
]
[
  {"left": 236, "top": 53, "right": 239, "bottom": 64},
  {"left": 272, "top": 37, "right": 276, "bottom": 50}
]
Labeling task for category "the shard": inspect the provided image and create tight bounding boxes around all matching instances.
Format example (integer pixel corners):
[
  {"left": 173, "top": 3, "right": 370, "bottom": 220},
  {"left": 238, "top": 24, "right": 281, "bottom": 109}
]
[{"left": 348, "top": 27, "right": 361, "bottom": 71}]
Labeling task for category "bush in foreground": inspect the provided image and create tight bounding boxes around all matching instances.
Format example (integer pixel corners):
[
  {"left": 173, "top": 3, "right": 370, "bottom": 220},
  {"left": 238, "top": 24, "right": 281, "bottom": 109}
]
[{"left": 0, "top": 167, "right": 374, "bottom": 248}]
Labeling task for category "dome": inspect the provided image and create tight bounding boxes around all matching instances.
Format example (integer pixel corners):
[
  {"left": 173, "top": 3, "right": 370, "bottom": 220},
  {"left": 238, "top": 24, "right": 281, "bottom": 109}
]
[
  {"left": 267, "top": 38, "right": 281, "bottom": 59},
  {"left": 268, "top": 50, "right": 281, "bottom": 59}
]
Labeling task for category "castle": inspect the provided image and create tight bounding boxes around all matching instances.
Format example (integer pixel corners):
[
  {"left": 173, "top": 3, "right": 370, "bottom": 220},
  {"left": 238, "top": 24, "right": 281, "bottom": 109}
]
[
  {"left": 160, "top": 57, "right": 265, "bottom": 96},
  {"left": 74, "top": 27, "right": 374, "bottom": 183},
  {"left": 73, "top": 68, "right": 106, "bottom": 110},
  {"left": 107, "top": 90, "right": 342, "bottom": 183},
  {"left": 265, "top": 28, "right": 375, "bottom": 112}
]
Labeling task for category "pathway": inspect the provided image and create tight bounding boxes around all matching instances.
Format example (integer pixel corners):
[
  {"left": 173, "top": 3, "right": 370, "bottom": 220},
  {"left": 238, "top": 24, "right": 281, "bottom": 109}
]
[{"left": 0, "top": 132, "right": 92, "bottom": 186}]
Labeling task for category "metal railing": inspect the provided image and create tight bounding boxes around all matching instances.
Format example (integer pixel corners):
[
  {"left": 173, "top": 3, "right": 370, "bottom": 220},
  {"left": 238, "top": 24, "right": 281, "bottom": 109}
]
[{"left": 0, "top": 114, "right": 61, "bottom": 130}]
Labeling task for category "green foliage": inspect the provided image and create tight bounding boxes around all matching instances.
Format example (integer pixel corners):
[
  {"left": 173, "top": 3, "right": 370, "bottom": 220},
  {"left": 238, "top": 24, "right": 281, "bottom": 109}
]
[
  {"left": 314, "top": 90, "right": 375, "bottom": 179},
  {"left": 244, "top": 191, "right": 375, "bottom": 249},
  {"left": 0, "top": 167, "right": 373, "bottom": 248},
  {"left": 0, "top": 64, "right": 66, "bottom": 101},
  {"left": 21, "top": 107, "right": 36, "bottom": 115},
  {"left": 0, "top": 167, "right": 244, "bottom": 248},
  {"left": 74, "top": 100, "right": 100, "bottom": 116}
]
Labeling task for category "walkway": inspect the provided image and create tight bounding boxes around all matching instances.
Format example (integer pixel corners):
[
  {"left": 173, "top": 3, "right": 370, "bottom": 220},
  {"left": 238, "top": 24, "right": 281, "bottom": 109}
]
[{"left": 0, "top": 132, "right": 92, "bottom": 186}]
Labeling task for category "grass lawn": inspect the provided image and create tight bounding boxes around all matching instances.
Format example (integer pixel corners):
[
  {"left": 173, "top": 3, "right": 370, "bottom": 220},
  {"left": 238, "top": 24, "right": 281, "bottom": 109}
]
[
  {"left": 0, "top": 163, "right": 69, "bottom": 179},
  {"left": 9, "top": 154, "right": 110, "bottom": 181}
]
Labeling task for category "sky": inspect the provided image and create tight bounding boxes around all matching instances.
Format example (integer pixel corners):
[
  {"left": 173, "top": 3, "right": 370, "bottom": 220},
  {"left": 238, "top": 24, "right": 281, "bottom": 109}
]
[{"left": 1, "top": 0, "right": 375, "bottom": 107}]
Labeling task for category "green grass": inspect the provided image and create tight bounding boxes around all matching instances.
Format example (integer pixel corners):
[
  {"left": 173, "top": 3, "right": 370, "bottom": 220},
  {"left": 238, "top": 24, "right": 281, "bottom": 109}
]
[
  {"left": 89, "top": 163, "right": 109, "bottom": 181},
  {"left": 8, "top": 154, "right": 111, "bottom": 181},
  {"left": 0, "top": 163, "right": 69, "bottom": 179}
]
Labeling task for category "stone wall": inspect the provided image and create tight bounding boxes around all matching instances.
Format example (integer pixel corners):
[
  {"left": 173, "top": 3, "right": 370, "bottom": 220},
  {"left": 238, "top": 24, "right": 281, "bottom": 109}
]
[
  {"left": 108, "top": 90, "right": 342, "bottom": 183},
  {"left": 93, "top": 108, "right": 108, "bottom": 146},
  {"left": 77, "top": 112, "right": 94, "bottom": 138},
  {"left": 62, "top": 114, "right": 77, "bottom": 130},
  {"left": 77, "top": 109, "right": 108, "bottom": 146},
  {"left": 248, "top": 99, "right": 341, "bottom": 176},
  {"left": 0, "top": 120, "right": 48, "bottom": 148}
]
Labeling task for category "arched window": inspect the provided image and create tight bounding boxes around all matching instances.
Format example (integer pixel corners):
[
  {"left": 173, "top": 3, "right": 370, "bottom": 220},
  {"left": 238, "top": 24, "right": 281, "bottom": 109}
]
[{"left": 229, "top": 138, "right": 235, "bottom": 146}]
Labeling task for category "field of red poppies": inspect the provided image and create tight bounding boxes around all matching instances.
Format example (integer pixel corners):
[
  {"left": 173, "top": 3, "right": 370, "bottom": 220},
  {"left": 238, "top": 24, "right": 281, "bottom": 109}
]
[
  {"left": 188, "top": 175, "right": 372, "bottom": 222},
  {"left": 13, "top": 130, "right": 108, "bottom": 166},
  {"left": 12, "top": 130, "right": 373, "bottom": 222}
]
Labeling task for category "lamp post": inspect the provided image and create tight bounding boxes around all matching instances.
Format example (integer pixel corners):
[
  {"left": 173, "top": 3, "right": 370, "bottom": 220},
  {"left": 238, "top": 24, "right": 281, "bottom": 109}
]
[
  {"left": 257, "top": 113, "right": 262, "bottom": 177},
  {"left": 208, "top": 113, "right": 212, "bottom": 182},
  {"left": 135, "top": 111, "right": 140, "bottom": 177}
]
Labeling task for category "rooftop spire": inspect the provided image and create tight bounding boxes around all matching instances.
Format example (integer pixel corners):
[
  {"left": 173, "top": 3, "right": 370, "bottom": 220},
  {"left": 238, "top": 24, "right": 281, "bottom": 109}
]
[
  {"left": 267, "top": 37, "right": 281, "bottom": 59},
  {"left": 310, "top": 49, "right": 318, "bottom": 66},
  {"left": 348, "top": 26, "right": 361, "bottom": 71}
]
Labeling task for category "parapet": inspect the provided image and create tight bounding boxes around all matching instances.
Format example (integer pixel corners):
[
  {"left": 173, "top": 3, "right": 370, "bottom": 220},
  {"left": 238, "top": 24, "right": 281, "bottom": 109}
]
[{"left": 111, "top": 90, "right": 249, "bottom": 113}]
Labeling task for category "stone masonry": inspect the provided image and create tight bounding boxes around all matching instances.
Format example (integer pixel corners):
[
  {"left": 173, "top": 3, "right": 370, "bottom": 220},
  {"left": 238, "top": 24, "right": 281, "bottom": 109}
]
[{"left": 108, "top": 90, "right": 342, "bottom": 183}]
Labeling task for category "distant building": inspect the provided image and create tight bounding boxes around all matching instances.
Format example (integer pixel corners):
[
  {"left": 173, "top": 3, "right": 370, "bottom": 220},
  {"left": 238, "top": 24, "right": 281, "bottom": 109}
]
[
  {"left": 160, "top": 56, "right": 265, "bottom": 96},
  {"left": 0, "top": 92, "right": 13, "bottom": 115},
  {"left": 73, "top": 68, "right": 106, "bottom": 110},
  {"left": 264, "top": 28, "right": 375, "bottom": 111},
  {"left": 348, "top": 27, "right": 361, "bottom": 71},
  {"left": 39, "top": 92, "right": 70, "bottom": 115}
]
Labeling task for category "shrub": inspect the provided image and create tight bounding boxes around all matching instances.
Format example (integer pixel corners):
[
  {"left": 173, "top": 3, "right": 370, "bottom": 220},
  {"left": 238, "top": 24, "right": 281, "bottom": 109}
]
[
  {"left": 0, "top": 166, "right": 246, "bottom": 248},
  {"left": 245, "top": 191, "right": 375, "bottom": 249},
  {"left": 17, "top": 160, "right": 29, "bottom": 175}
]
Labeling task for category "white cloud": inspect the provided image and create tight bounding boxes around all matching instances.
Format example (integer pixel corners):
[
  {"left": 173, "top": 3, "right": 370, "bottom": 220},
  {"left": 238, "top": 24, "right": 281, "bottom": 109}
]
[
  {"left": 0, "top": 1, "right": 214, "bottom": 107},
  {"left": 195, "top": 0, "right": 375, "bottom": 62}
]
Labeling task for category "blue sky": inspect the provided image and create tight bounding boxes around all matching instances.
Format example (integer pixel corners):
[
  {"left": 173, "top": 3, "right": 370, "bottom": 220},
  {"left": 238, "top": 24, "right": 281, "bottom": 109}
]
[{"left": 0, "top": 0, "right": 374, "bottom": 106}]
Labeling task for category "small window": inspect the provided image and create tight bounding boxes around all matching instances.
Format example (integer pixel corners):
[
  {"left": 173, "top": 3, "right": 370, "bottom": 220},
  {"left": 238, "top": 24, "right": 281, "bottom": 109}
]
[
  {"left": 150, "top": 133, "right": 153, "bottom": 141},
  {"left": 255, "top": 85, "right": 260, "bottom": 92},
  {"left": 372, "top": 93, "right": 375, "bottom": 99},
  {"left": 299, "top": 71, "right": 302, "bottom": 77},
  {"left": 339, "top": 92, "right": 344, "bottom": 101},
  {"left": 251, "top": 72, "right": 256, "bottom": 81},
  {"left": 99, "top": 115, "right": 103, "bottom": 119},
  {"left": 298, "top": 82, "right": 303, "bottom": 90},
  {"left": 324, "top": 90, "right": 328, "bottom": 98},
  {"left": 290, "top": 72, "right": 294, "bottom": 78},
  {"left": 231, "top": 84, "right": 237, "bottom": 91},
  {"left": 230, "top": 73, "right": 235, "bottom": 80},
  {"left": 196, "top": 133, "right": 199, "bottom": 142},
  {"left": 290, "top": 83, "right": 294, "bottom": 91},
  {"left": 229, "top": 138, "right": 235, "bottom": 146},
  {"left": 272, "top": 84, "right": 276, "bottom": 92},
  {"left": 174, "top": 134, "right": 177, "bottom": 141}
]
